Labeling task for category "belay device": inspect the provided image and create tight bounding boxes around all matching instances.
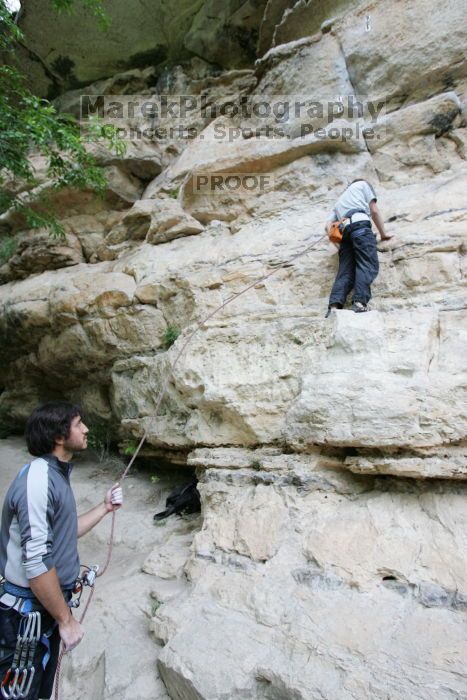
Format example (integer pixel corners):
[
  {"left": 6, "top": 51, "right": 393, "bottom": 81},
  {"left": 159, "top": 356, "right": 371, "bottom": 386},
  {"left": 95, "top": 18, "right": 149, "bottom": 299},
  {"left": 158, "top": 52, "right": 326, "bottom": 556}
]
[{"left": 68, "top": 565, "right": 99, "bottom": 609}]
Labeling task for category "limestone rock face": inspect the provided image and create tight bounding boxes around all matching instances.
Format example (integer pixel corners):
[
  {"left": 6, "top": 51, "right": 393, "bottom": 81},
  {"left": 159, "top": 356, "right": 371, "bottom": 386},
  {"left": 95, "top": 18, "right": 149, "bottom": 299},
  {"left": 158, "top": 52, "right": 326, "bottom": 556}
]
[
  {"left": 1, "top": 0, "right": 467, "bottom": 698},
  {"left": 14, "top": 0, "right": 267, "bottom": 97},
  {"left": 286, "top": 308, "right": 466, "bottom": 450},
  {"left": 336, "top": 0, "right": 467, "bottom": 107},
  {"left": 152, "top": 452, "right": 467, "bottom": 700},
  {"left": 368, "top": 91, "right": 464, "bottom": 183},
  {"left": 1, "top": 230, "right": 84, "bottom": 283},
  {"left": 183, "top": 0, "right": 269, "bottom": 69},
  {"left": 269, "top": 0, "right": 359, "bottom": 49},
  {"left": 120, "top": 198, "right": 205, "bottom": 245}
]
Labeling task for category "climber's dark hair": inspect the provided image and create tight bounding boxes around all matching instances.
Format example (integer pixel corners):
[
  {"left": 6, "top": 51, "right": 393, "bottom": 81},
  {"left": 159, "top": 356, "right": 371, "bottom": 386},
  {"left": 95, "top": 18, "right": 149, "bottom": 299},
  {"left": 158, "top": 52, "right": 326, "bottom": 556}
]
[{"left": 25, "top": 401, "right": 82, "bottom": 456}]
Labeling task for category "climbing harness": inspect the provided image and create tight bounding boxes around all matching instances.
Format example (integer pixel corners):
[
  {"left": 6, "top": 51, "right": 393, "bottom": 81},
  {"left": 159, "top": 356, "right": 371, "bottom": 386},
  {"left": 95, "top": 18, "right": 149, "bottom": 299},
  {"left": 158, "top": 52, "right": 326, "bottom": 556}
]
[
  {"left": 0, "top": 564, "right": 98, "bottom": 697},
  {"left": 51, "top": 228, "right": 329, "bottom": 699},
  {"left": 328, "top": 209, "right": 372, "bottom": 245},
  {"left": 1, "top": 612, "right": 41, "bottom": 699}
]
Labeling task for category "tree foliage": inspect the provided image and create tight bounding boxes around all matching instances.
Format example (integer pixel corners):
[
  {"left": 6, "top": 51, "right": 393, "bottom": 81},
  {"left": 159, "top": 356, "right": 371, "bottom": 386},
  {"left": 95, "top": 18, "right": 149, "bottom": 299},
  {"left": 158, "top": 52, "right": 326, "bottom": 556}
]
[
  {"left": 48, "top": 0, "right": 110, "bottom": 30},
  {"left": 0, "top": 0, "right": 124, "bottom": 237}
]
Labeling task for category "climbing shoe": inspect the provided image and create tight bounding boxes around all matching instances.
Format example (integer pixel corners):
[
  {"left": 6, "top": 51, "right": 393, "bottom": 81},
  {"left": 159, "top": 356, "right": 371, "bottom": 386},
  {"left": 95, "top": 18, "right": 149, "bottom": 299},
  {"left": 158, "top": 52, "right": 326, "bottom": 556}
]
[
  {"left": 352, "top": 301, "right": 368, "bottom": 313},
  {"left": 325, "top": 303, "right": 342, "bottom": 318}
]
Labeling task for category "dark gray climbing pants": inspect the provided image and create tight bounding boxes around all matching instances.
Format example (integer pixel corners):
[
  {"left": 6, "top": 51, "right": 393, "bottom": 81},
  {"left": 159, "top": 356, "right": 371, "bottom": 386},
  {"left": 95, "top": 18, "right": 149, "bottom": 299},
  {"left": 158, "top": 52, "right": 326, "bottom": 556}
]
[{"left": 329, "top": 223, "right": 379, "bottom": 306}]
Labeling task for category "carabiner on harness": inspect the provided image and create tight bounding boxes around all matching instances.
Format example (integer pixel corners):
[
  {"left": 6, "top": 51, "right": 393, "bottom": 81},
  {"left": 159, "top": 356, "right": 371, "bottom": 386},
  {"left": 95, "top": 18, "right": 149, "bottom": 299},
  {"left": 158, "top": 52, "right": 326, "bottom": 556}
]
[
  {"left": 68, "top": 565, "right": 99, "bottom": 609},
  {"left": 1, "top": 611, "right": 41, "bottom": 699}
]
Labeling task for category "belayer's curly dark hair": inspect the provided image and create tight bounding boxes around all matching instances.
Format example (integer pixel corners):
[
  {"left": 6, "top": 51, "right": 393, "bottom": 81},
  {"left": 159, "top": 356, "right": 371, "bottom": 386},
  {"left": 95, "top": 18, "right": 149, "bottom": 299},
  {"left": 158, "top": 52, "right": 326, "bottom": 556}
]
[{"left": 25, "top": 401, "right": 82, "bottom": 456}]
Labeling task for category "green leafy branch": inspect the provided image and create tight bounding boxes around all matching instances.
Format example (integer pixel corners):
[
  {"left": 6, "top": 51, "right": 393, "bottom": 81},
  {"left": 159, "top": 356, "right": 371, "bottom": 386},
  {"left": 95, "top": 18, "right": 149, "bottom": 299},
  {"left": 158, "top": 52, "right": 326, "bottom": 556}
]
[
  {"left": 0, "top": 0, "right": 121, "bottom": 237},
  {"left": 50, "top": 0, "right": 111, "bottom": 31}
]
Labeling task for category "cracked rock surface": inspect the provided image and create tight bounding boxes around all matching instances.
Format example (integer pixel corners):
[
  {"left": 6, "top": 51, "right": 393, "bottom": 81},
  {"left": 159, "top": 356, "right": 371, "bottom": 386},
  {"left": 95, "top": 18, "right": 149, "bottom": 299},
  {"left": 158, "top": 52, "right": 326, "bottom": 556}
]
[
  {"left": 1, "top": 0, "right": 466, "bottom": 697},
  {"left": 153, "top": 451, "right": 467, "bottom": 699}
]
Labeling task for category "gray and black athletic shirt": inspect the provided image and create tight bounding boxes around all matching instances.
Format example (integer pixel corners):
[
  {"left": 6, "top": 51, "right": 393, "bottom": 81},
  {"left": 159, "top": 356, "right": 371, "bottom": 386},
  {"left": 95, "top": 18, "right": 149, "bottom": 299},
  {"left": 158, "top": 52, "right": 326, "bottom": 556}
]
[{"left": 0, "top": 455, "right": 80, "bottom": 589}]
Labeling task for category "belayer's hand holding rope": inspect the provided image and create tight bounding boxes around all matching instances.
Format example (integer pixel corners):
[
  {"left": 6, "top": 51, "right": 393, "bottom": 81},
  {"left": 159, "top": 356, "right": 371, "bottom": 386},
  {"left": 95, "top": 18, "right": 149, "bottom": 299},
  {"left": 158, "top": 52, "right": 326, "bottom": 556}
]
[{"left": 104, "top": 483, "right": 123, "bottom": 513}]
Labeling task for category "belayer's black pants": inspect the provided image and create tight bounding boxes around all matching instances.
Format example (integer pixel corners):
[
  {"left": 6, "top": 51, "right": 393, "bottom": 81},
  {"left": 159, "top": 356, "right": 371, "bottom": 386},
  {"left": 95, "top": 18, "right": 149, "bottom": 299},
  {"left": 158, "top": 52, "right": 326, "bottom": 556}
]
[
  {"left": 0, "top": 606, "right": 60, "bottom": 700},
  {"left": 329, "top": 222, "right": 379, "bottom": 307}
]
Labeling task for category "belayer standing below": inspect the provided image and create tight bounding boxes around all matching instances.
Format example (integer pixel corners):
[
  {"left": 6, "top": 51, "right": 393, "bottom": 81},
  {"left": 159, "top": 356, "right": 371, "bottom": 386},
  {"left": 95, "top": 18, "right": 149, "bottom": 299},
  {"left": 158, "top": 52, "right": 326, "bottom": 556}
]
[
  {"left": 0, "top": 401, "right": 123, "bottom": 700},
  {"left": 325, "top": 179, "right": 393, "bottom": 316}
]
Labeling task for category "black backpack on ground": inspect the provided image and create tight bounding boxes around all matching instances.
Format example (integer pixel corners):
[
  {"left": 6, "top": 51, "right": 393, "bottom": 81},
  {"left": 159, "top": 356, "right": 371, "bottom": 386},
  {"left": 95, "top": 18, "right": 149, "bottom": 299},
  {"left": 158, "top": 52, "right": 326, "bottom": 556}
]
[{"left": 153, "top": 479, "right": 201, "bottom": 520}]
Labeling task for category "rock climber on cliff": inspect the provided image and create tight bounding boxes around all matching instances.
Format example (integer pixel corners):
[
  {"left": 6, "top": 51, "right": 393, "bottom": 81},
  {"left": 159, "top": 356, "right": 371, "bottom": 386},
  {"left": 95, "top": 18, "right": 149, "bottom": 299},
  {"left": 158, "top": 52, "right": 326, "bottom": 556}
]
[
  {"left": 325, "top": 179, "right": 393, "bottom": 317},
  {"left": 0, "top": 401, "right": 123, "bottom": 700}
]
